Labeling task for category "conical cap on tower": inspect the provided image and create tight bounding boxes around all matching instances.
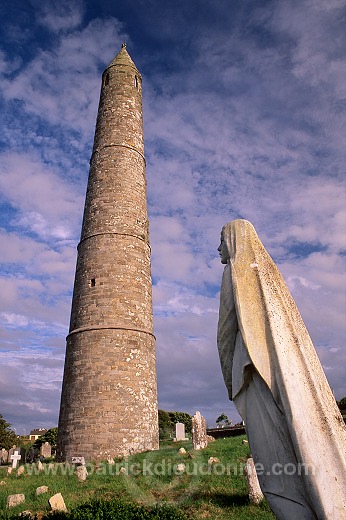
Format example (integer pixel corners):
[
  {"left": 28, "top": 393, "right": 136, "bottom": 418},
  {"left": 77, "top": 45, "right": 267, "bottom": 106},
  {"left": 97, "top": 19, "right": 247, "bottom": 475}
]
[{"left": 106, "top": 43, "right": 140, "bottom": 73}]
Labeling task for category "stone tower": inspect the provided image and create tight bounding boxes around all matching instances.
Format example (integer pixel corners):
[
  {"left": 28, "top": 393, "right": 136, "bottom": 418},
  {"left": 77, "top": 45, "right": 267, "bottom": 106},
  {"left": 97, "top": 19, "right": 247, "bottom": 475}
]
[{"left": 56, "top": 44, "right": 159, "bottom": 462}]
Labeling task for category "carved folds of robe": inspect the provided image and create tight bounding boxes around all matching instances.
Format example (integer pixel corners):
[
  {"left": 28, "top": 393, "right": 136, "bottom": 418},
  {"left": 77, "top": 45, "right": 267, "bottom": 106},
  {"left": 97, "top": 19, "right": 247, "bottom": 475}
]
[{"left": 217, "top": 219, "right": 346, "bottom": 520}]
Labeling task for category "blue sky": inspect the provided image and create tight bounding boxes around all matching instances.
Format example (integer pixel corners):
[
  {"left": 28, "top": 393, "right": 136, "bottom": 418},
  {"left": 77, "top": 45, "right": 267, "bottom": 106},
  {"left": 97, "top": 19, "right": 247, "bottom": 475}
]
[{"left": 0, "top": 0, "right": 345, "bottom": 434}]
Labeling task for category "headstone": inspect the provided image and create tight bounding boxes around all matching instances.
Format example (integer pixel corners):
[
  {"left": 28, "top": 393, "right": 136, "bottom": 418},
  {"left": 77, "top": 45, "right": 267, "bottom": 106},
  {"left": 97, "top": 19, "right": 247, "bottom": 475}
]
[
  {"left": 75, "top": 465, "right": 88, "bottom": 481},
  {"left": 49, "top": 493, "right": 67, "bottom": 512},
  {"left": 37, "top": 461, "right": 44, "bottom": 472},
  {"left": 10, "top": 450, "right": 21, "bottom": 469},
  {"left": 6, "top": 494, "right": 25, "bottom": 508},
  {"left": 176, "top": 463, "right": 186, "bottom": 473},
  {"left": 8, "top": 446, "right": 16, "bottom": 463},
  {"left": 17, "top": 465, "right": 25, "bottom": 476},
  {"left": 19, "top": 447, "right": 26, "bottom": 464},
  {"left": 71, "top": 456, "right": 85, "bottom": 465},
  {"left": 175, "top": 422, "right": 186, "bottom": 441},
  {"left": 191, "top": 411, "right": 208, "bottom": 450},
  {"left": 178, "top": 447, "right": 186, "bottom": 454},
  {"left": 208, "top": 457, "right": 220, "bottom": 464},
  {"left": 0, "top": 448, "right": 8, "bottom": 464},
  {"left": 245, "top": 457, "right": 264, "bottom": 504},
  {"left": 40, "top": 442, "right": 52, "bottom": 459},
  {"left": 36, "top": 486, "right": 49, "bottom": 495}
]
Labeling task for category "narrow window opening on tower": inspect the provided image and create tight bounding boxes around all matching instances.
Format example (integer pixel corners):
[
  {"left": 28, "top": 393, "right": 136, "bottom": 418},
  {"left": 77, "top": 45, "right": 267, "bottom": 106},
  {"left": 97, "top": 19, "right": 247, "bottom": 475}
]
[
  {"left": 134, "top": 75, "right": 138, "bottom": 89},
  {"left": 89, "top": 278, "right": 96, "bottom": 287},
  {"left": 104, "top": 73, "right": 109, "bottom": 86}
]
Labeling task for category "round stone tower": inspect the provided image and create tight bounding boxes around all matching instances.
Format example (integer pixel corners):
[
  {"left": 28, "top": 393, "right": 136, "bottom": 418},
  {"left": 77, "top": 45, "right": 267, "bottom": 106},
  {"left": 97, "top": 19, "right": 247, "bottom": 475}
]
[{"left": 56, "top": 44, "right": 159, "bottom": 462}]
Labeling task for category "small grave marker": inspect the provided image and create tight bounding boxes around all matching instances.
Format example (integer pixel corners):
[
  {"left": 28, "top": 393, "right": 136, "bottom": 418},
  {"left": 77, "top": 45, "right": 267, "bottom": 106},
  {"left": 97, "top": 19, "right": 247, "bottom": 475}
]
[{"left": 10, "top": 451, "right": 21, "bottom": 469}]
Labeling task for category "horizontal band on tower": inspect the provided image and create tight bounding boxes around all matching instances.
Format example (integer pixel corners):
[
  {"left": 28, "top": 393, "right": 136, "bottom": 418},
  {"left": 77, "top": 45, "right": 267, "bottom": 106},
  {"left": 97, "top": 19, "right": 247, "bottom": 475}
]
[
  {"left": 77, "top": 231, "right": 151, "bottom": 251},
  {"left": 67, "top": 325, "right": 156, "bottom": 340},
  {"left": 90, "top": 143, "right": 146, "bottom": 165}
]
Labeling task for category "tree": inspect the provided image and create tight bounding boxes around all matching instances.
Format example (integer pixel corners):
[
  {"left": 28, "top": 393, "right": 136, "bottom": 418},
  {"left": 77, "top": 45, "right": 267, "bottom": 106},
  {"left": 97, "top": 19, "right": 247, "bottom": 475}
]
[
  {"left": 337, "top": 397, "right": 346, "bottom": 410},
  {"left": 216, "top": 413, "right": 231, "bottom": 428},
  {"left": 158, "top": 410, "right": 193, "bottom": 439},
  {"left": 158, "top": 410, "right": 172, "bottom": 439},
  {"left": 33, "top": 427, "right": 58, "bottom": 452},
  {"left": 0, "top": 413, "right": 17, "bottom": 450},
  {"left": 168, "top": 411, "right": 192, "bottom": 434}
]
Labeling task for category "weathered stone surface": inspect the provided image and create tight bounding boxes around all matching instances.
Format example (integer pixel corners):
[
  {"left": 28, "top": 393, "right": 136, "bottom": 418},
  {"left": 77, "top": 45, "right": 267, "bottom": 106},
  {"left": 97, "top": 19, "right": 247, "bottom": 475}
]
[
  {"left": 206, "top": 435, "right": 215, "bottom": 443},
  {"left": 40, "top": 442, "right": 52, "bottom": 459},
  {"left": 178, "top": 447, "right": 186, "bottom": 454},
  {"left": 119, "top": 466, "right": 126, "bottom": 474},
  {"left": 176, "top": 463, "right": 186, "bottom": 473},
  {"left": 0, "top": 448, "right": 8, "bottom": 463},
  {"left": 37, "top": 461, "right": 44, "bottom": 472},
  {"left": 75, "top": 465, "right": 88, "bottom": 481},
  {"left": 36, "top": 486, "right": 49, "bottom": 495},
  {"left": 245, "top": 458, "right": 264, "bottom": 505},
  {"left": 107, "top": 457, "right": 115, "bottom": 465},
  {"left": 192, "top": 411, "right": 208, "bottom": 450},
  {"left": 17, "top": 465, "right": 25, "bottom": 476},
  {"left": 7, "top": 494, "right": 25, "bottom": 508},
  {"left": 7, "top": 467, "right": 12, "bottom": 475},
  {"left": 49, "top": 493, "right": 67, "bottom": 512},
  {"left": 208, "top": 457, "right": 220, "bottom": 465},
  {"left": 56, "top": 44, "right": 158, "bottom": 463},
  {"left": 175, "top": 423, "right": 186, "bottom": 441}
]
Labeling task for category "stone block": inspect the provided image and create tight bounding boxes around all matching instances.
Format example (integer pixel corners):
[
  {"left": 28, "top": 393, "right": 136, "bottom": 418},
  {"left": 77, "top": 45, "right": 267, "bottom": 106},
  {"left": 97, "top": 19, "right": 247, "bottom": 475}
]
[{"left": 7, "top": 494, "right": 25, "bottom": 508}]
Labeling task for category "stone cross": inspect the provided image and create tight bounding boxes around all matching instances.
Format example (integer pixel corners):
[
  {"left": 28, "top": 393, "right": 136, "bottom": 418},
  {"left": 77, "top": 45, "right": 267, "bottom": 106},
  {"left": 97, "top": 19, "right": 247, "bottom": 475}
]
[
  {"left": 192, "top": 411, "right": 208, "bottom": 450},
  {"left": 10, "top": 450, "right": 21, "bottom": 469}
]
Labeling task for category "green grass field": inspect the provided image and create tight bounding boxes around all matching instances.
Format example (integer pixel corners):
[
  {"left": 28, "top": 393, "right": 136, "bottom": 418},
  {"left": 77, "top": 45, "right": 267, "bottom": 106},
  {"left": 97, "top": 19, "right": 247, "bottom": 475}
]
[{"left": 0, "top": 436, "right": 275, "bottom": 519}]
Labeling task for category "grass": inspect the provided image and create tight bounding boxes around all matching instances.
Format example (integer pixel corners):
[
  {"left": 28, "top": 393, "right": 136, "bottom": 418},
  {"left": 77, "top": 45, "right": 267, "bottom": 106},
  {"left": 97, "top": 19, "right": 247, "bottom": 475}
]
[{"left": 0, "top": 436, "right": 275, "bottom": 519}]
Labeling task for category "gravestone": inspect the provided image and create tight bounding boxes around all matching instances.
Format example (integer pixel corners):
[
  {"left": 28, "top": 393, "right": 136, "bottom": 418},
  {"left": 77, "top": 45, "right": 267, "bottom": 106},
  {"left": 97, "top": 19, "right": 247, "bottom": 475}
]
[
  {"left": 71, "top": 456, "right": 85, "bottom": 466},
  {"left": 191, "top": 411, "right": 208, "bottom": 450},
  {"left": 76, "top": 465, "right": 88, "bottom": 481},
  {"left": 36, "top": 486, "right": 49, "bottom": 495},
  {"left": 8, "top": 446, "right": 16, "bottom": 463},
  {"left": 10, "top": 450, "right": 21, "bottom": 469},
  {"left": 17, "top": 465, "right": 25, "bottom": 476},
  {"left": 49, "top": 493, "right": 67, "bottom": 512},
  {"left": 175, "top": 422, "right": 187, "bottom": 441},
  {"left": 19, "top": 447, "right": 26, "bottom": 464},
  {"left": 0, "top": 448, "right": 8, "bottom": 464},
  {"left": 40, "top": 442, "right": 52, "bottom": 459},
  {"left": 245, "top": 457, "right": 264, "bottom": 504},
  {"left": 6, "top": 494, "right": 25, "bottom": 508}
]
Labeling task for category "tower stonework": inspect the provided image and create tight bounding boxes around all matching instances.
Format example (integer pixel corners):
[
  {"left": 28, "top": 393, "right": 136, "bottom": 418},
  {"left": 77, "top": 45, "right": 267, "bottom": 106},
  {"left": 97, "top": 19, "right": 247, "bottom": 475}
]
[{"left": 57, "top": 45, "right": 159, "bottom": 462}]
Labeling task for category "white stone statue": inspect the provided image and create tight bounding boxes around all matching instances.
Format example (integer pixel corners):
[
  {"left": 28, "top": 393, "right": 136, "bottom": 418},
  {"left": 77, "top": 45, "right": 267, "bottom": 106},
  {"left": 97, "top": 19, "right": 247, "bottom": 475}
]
[{"left": 217, "top": 219, "right": 346, "bottom": 520}]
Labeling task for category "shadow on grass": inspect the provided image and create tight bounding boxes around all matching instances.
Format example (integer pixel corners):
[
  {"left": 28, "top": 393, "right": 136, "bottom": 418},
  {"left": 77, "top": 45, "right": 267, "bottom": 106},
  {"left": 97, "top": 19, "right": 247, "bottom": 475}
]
[{"left": 189, "top": 491, "right": 249, "bottom": 508}]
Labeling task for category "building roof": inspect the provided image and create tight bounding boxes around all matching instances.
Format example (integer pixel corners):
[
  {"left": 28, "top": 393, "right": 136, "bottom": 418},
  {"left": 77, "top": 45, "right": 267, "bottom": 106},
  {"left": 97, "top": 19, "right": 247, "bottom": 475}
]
[{"left": 29, "top": 428, "right": 48, "bottom": 436}]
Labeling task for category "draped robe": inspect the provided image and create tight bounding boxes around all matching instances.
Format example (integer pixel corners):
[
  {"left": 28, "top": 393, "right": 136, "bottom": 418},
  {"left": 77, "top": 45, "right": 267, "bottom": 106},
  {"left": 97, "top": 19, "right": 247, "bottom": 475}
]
[{"left": 217, "top": 219, "right": 346, "bottom": 520}]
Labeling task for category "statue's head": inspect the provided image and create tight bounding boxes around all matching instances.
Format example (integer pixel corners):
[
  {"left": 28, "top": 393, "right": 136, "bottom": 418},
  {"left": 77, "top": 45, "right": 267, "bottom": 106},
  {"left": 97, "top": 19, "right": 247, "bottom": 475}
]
[{"left": 219, "top": 219, "right": 256, "bottom": 263}]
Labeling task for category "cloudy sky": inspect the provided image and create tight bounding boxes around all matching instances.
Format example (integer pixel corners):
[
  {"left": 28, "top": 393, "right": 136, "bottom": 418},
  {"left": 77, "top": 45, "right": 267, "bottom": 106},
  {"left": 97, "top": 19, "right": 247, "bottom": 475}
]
[{"left": 0, "top": 0, "right": 345, "bottom": 435}]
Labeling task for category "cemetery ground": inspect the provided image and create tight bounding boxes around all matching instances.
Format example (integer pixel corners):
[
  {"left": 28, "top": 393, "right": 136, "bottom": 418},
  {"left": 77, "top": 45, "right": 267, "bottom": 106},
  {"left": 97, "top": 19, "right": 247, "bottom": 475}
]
[{"left": 0, "top": 435, "right": 275, "bottom": 519}]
